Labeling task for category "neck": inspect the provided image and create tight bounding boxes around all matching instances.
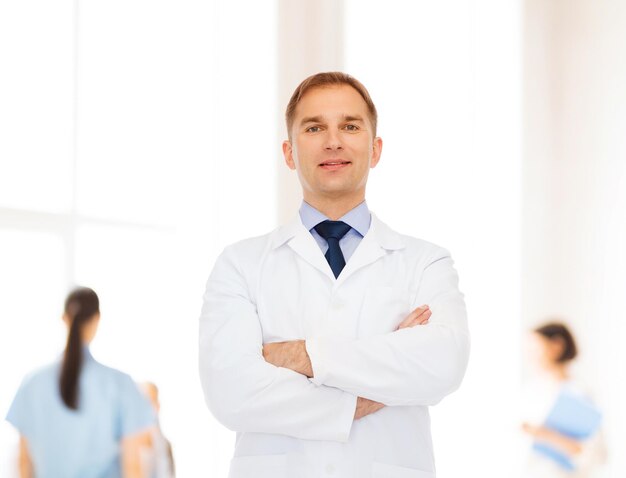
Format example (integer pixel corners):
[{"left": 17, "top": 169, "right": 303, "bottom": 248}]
[
  {"left": 303, "top": 193, "right": 365, "bottom": 220},
  {"left": 546, "top": 363, "right": 569, "bottom": 381}
]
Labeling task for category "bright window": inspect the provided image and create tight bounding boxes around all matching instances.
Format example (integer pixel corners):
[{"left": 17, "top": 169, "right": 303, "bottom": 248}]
[{"left": 0, "top": 1, "right": 277, "bottom": 476}]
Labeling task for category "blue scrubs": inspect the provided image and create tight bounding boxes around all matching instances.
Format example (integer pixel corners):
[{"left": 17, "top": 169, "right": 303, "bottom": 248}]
[{"left": 6, "top": 349, "right": 155, "bottom": 478}]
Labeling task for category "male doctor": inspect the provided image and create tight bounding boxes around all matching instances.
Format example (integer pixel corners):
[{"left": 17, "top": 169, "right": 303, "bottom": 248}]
[{"left": 199, "top": 72, "right": 470, "bottom": 478}]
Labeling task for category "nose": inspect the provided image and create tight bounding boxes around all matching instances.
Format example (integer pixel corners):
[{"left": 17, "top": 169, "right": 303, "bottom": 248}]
[{"left": 324, "top": 129, "right": 343, "bottom": 151}]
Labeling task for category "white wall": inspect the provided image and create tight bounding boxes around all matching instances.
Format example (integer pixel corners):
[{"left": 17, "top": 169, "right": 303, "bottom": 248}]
[
  {"left": 276, "top": 0, "right": 346, "bottom": 221},
  {"left": 523, "top": 0, "right": 626, "bottom": 476},
  {"left": 345, "top": 1, "right": 523, "bottom": 477}
]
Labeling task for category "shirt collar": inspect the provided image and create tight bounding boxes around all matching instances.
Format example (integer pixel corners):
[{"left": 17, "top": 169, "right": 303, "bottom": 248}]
[
  {"left": 299, "top": 200, "right": 371, "bottom": 237},
  {"left": 83, "top": 346, "right": 94, "bottom": 361}
]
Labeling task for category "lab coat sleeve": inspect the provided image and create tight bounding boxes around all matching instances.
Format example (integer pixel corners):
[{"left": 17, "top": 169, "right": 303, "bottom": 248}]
[
  {"left": 305, "top": 250, "right": 470, "bottom": 407},
  {"left": 199, "top": 245, "right": 357, "bottom": 442}
]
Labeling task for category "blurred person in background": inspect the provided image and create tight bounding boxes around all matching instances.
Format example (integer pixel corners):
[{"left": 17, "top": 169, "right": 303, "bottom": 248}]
[
  {"left": 139, "top": 382, "right": 175, "bottom": 478},
  {"left": 5, "top": 287, "right": 155, "bottom": 478},
  {"left": 522, "top": 322, "right": 607, "bottom": 477}
]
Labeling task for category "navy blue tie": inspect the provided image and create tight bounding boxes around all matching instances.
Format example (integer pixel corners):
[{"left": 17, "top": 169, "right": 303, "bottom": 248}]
[{"left": 314, "top": 220, "right": 352, "bottom": 278}]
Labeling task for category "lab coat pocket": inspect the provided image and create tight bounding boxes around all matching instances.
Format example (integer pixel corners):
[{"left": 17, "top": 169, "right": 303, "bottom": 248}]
[
  {"left": 358, "top": 286, "right": 412, "bottom": 336},
  {"left": 228, "top": 454, "right": 288, "bottom": 478},
  {"left": 372, "top": 462, "right": 435, "bottom": 478}
]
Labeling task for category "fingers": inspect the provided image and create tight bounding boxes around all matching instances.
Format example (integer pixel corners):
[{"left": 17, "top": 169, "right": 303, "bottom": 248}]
[
  {"left": 417, "top": 309, "right": 431, "bottom": 324},
  {"left": 411, "top": 305, "right": 431, "bottom": 324},
  {"left": 414, "top": 304, "right": 430, "bottom": 317},
  {"left": 397, "top": 305, "right": 431, "bottom": 330},
  {"left": 396, "top": 307, "right": 425, "bottom": 329},
  {"left": 355, "top": 397, "right": 386, "bottom": 420},
  {"left": 404, "top": 305, "right": 428, "bottom": 324},
  {"left": 413, "top": 309, "right": 431, "bottom": 326},
  {"left": 396, "top": 313, "right": 415, "bottom": 330}
]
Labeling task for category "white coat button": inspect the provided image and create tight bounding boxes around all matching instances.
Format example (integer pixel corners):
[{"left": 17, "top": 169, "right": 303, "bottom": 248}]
[
  {"left": 332, "top": 301, "right": 344, "bottom": 310},
  {"left": 325, "top": 464, "right": 335, "bottom": 474}
]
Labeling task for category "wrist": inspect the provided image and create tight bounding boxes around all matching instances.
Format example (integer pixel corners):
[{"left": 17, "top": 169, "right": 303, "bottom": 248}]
[{"left": 296, "top": 340, "right": 313, "bottom": 377}]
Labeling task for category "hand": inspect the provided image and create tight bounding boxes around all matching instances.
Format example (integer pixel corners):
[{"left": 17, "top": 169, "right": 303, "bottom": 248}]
[
  {"left": 521, "top": 422, "right": 583, "bottom": 456},
  {"left": 262, "top": 340, "right": 313, "bottom": 378},
  {"left": 396, "top": 305, "right": 431, "bottom": 330},
  {"left": 354, "top": 397, "right": 385, "bottom": 419},
  {"left": 521, "top": 422, "right": 540, "bottom": 436}
]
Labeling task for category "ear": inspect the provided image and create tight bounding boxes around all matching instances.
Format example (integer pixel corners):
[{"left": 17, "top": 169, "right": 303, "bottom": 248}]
[
  {"left": 370, "top": 136, "right": 383, "bottom": 169},
  {"left": 283, "top": 140, "right": 296, "bottom": 170}
]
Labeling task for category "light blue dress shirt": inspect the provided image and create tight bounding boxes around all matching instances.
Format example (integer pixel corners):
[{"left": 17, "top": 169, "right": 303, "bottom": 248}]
[
  {"left": 6, "top": 348, "right": 155, "bottom": 478},
  {"left": 299, "top": 200, "right": 371, "bottom": 263}
]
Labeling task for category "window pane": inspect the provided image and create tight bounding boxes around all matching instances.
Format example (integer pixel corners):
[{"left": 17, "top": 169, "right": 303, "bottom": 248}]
[
  {"left": 75, "top": 0, "right": 220, "bottom": 227},
  {"left": 0, "top": 0, "right": 74, "bottom": 213},
  {"left": 74, "top": 223, "right": 177, "bottom": 377},
  {"left": 75, "top": 1, "right": 180, "bottom": 225},
  {"left": 0, "top": 228, "right": 67, "bottom": 380},
  {"left": 74, "top": 222, "right": 217, "bottom": 476},
  {"left": 0, "top": 229, "right": 67, "bottom": 470},
  {"left": 213, "top": 0, "right": 278, "bottom": 245}
]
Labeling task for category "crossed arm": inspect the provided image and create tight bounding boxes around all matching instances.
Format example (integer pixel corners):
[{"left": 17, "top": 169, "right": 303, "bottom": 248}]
[
  {"left": 262, "top": 305, "right": 432, "bottom": 419},
  {"left": 199, "top": 246, "right": 469, "bottom": 442}
]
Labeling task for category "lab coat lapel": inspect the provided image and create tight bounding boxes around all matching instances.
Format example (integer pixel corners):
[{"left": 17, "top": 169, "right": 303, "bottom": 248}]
[
  {"left": 273, "top": 215, "right": 336, "bottom": 281},
  {"left": 271, "top": 213, "right": 405, "bottom": 285},
  {"left": 334, "top": 213, "right": 406, "bottom": 288}
]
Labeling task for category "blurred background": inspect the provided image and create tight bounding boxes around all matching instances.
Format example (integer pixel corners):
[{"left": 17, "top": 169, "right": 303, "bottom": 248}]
[{"left": 0, "top": 0, "right": 624, "bottom": 476}]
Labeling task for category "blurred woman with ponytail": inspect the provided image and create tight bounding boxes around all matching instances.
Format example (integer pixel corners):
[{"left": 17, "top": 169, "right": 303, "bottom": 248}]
[{"left": 5, "top": 287, "right": 155, "bottom": 478}]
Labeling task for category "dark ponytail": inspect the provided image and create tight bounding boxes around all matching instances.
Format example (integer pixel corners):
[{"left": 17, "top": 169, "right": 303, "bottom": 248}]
[{"left": 59, "top": 287, "right": 99, "bottom": 410}]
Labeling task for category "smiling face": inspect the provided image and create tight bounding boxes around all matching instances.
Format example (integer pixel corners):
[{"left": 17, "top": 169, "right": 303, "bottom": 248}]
[{"left": 283, "top": 85, "right": 382, "bottom": 206}]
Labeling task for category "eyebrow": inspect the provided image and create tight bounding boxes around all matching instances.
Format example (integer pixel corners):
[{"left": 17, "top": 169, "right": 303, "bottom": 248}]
[
  {"left": 300, "top": 115, "right": 323, "bottom": 126},
  {"left": 343, "top": 115, "right": 365, "bottom": 123},
  {"left": 299, "top": 114, "right": 366, "bottom": 126}
]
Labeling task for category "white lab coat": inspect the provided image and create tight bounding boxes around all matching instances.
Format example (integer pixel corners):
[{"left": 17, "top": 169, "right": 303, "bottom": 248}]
[{"left": 199, "top": 213, "right": 470, "bottom": 478}]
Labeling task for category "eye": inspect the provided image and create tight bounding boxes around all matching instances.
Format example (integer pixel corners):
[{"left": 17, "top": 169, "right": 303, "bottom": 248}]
[
  {"left": 344, "top": 124, "right": 359, "bottom": 131},
  {"left": 306, "top": 126, "right": 322, "bottom": 133}
]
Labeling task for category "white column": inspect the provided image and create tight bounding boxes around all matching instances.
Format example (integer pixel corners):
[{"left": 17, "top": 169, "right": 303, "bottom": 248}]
[{"left": 276, "top": 0, "right": 345, "bottom": 223}]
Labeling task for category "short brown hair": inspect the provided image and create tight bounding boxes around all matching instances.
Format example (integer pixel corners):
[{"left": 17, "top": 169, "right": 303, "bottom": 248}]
[
  {"left": 534, "top": 322, "right": 578, "bottom": 363},
  {"left": 285, "top": 72, "right": 378, "bottom": 139}
]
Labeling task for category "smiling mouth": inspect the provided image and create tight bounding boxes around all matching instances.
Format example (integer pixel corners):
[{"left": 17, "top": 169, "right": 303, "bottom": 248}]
[{"left": 319, "top": 160, "right": 351, "bottom": 168}]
